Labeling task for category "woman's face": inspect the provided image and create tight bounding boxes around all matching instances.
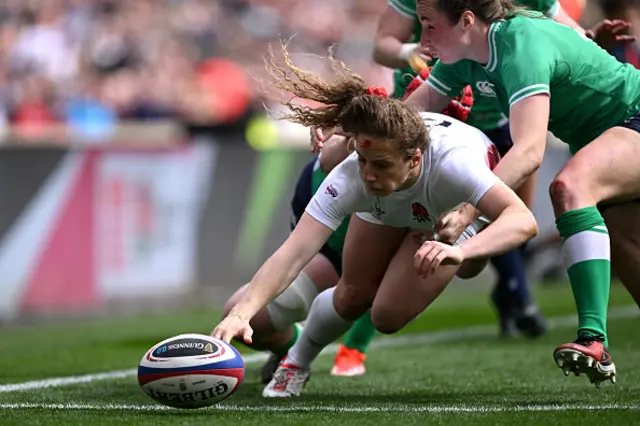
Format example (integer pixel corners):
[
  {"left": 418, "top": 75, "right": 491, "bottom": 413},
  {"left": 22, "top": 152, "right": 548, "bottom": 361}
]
[
  {"left": 417, "top": 4, "right": 467, "bottom": 64},
  {"left": 354, "top": 135, "right": 420, "bottom": 196}
]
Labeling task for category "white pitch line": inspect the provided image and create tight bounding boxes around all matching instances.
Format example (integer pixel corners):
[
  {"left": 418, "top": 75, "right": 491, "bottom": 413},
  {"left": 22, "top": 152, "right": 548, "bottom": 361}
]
[
  {"left": 0, "top": 305, "right": 636, "bottom": 394},
  {"left": 0, "top": 402, "right": 639, "bottom": 413}
]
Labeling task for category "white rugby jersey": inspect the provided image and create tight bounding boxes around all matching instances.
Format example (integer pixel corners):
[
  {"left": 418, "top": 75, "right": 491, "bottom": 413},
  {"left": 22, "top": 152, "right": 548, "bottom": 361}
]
[{"left": 306, "top": 112, "right": 501, "bottom": 233}]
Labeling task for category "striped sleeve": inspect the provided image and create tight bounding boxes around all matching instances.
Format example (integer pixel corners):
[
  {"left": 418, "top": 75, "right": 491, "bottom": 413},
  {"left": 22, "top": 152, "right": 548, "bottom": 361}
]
[
  {"left": 508, "top": 84, "right": 551, "bottom": 106},
  {"left": 517, "top": 0, "right": 560, "bottom": 17},
  {"left": 388, "top": 0, "right": 417, "bottom": 19},
  {"left": 545, "top": 0, "right": 561, "bottom": 18},
  {"left": 426, "top": 61, "right": 468, "bottom": 99},
  {"left": 498, "top": 33, "right": 552, "bottom": 107}
]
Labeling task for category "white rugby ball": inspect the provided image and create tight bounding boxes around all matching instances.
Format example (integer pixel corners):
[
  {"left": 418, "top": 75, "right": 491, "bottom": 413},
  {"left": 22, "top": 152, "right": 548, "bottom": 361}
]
[{"left": 138, "top": 333, "right": 245, "bottom": 409}]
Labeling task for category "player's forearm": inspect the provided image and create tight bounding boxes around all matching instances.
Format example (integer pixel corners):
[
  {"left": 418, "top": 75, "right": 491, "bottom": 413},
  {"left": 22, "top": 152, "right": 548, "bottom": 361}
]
[
  {"left": 404, "top": 82, "right": 451, "bottom": 112},
  {"left": 229, "top": 251, "right": 304, "bottom": 321},
  {"left": 319, "top": 136, "right": 350, "bottom": 173},
  {"left": 459, "top": 207, "right": 538, "bottom": 260},
  {"left": 490, "top": 140, "right": 544, "bottom": 191},
  {"left": 552, "top": 6, "right": 586, "bottom": 34},
  {"left": 373, "top": 37, "right": 415, "bottom": 69}
]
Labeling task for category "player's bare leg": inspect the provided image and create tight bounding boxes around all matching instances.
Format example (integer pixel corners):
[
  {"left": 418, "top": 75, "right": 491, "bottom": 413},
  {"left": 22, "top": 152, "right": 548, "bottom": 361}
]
[
  {"left": 550, "top": 126, "right": 640, "bottom": 387},
  {"left": 223, "top": 253, "right": 339, "bottom": 383},
  {"left": 263, "top": 217, "right": 405, "bottom": 397},
  {"left": 371, "top": 230, "right": 458, "bottom": 334},
  {"left": 602, "top": 201, "right": 640, "bottom": 307}
]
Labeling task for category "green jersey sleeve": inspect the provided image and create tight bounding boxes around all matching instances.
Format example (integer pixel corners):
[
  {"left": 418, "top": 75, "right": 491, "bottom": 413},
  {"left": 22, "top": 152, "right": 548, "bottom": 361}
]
[
  {"left": 426, "top": 61, "right": 469, "bottom": 99},
  {"left": 388, "top": 0, "right": 416, "bottom": 19},
  {"left": 491, "top": 22, "right": 552, "bottom": 107}
]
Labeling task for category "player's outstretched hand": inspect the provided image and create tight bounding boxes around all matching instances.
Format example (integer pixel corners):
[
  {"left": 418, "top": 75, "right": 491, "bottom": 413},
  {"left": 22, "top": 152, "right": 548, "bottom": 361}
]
[
  {"left": 587, "top": 19, "right": 636, "bottom": 50},
  {"left": 414, "top": 241, "right": 465, "bottom": 278},
  {"left": 310, "top": 127, "right": 326, "bottom": 153},
  {"left": 211, "top": 313, "right": 253, "bottom": 344},
  {"left": 434, "top": 207, "right": 475, "bottom": 245}
]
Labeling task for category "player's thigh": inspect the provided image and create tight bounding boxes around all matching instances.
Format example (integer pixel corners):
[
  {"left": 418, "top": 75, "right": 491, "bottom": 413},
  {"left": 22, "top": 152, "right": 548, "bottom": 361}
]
[
  {"left": 335, "top": 215, "right": 406, "bottom": 319},
  {"left": 601, "top": 202, "right": 640, "bottom": 307},
  {"left": 302, "top": 251, "right": 340, "bottom": 293},
  {"left": 371, "top": 230, "right": 459, "bottom": 334},
  {"left": 552, "top": 127, "right": 640, "bottom": 207}
]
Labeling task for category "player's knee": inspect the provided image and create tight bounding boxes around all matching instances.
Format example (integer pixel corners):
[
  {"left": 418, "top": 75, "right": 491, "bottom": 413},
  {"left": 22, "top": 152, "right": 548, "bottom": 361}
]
[
  {"left": 549, "top": 174, "right": 585, "bottom": 211},
  {"left": 265, "top": 271, "right": 319, "bottom": 330},
  {"left": 370, "top": 308, "right": 404, "bottom": 335},
  {"left": 549, "top": 176, "right": 570, "bottom": 203},
  {"left": 334, "top": 282, "right": 375, "bottom": 320}
]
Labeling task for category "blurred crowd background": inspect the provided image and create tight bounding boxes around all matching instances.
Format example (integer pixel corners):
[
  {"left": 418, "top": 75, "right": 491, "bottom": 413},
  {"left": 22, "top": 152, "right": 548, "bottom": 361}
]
[
  {"left": 0, "top": 0, "right": 393, "bottom": 142},
  {"left": 0, "top": 0, "right": 634, "bottom": 143}
]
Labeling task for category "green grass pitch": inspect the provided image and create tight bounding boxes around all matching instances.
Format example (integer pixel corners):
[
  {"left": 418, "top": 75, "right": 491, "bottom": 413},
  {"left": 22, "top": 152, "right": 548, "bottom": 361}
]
[{"left": 0, "top": 282, "right": 638, "bottom": 425}]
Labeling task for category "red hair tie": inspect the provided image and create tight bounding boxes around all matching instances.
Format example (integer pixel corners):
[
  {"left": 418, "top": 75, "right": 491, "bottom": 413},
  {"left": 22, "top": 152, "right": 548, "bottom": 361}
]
[{"left": 365, "top": 86, "right": 388, "bottom": 98}]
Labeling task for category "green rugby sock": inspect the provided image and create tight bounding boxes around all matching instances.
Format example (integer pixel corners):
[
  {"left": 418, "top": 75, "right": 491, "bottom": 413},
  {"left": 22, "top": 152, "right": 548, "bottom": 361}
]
[
  {"left": 344, "top": 312, "right": 377, "bottom": 354},
  {"left": 556, "top": 206, "right": 610, "bottom": 346},
  {"left": 272, "top": 323, "right": 302, "bottom": 357}
]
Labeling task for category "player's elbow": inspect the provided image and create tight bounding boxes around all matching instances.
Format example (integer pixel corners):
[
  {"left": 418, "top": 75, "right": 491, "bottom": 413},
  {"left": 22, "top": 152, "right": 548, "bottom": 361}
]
[
  {"left": 511, "top": 139, "right": 544, "bottom": 176},
  {"left": 518, "top": 210, "right": 539, "bottom": 242},
  {"left": 372, "top": 45, "right": 385, "bottom": 66},
  {"left": 525, "top": 142, "right": 544, "bottom": 171},
  {"left": 319, "top": 139, "right": 349, "bottom": 173},
  {"left": 319, "top": 154, "right": 335, "bottom": 174}
]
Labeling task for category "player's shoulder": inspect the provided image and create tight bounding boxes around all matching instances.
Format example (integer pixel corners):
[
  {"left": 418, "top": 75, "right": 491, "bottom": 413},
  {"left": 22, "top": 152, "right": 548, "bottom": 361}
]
[
  {"left": 516, "top": 0, "right": 558, "bottom": 16},
  {"left": 323, "top": 152, "right": 364, "bottom": 192},
  {"left": 495, "top": 12, "right": 551, "bottom": 44},
  {"left": 420, "top": 112, "right": 483, "bottom": 140},
  {"left": 420, "top": 112, "right": 490, "bottom": 156},
  {"left": 492, "top": 13, "right": 563, "bottom": 67},
  {"left": 313, "top": 153, "right": 365, "bottom": 210}
]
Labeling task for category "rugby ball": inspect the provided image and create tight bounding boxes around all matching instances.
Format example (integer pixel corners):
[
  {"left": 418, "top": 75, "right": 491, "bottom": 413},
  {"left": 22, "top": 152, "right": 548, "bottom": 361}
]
[{"left": 138, "top": 333, "right": 245, "bottom": 409}]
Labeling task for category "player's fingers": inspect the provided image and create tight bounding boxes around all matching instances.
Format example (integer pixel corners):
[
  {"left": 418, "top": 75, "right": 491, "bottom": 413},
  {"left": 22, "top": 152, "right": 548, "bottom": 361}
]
[
  {"left": 430, "top": 251, "right": 448, "bottom": 274},
  {"left": 219, "top": 329, "right": 232, "bottom": 343},
  {"left": 243, "top": 328, "right": 253, "bottom": 345},
  {"left": 421, "top": 244, "right": 441, "bottom": 278},
  {"left": 610, "top": 22, "right": 631, "bottom": 34},
  {"left": 609, "top": 19, "right": 628, "bottom": 27},
  {"left": 615, "top": 35, "right": 636, "bottom": 43},
  {"left": 438, "top": 229, "right": 455, "bottom": 245},
  {"left": 414, "top": 242, "right": 434, "bottom": 275},
  {"left": 436, "top": 221, "right": 459, "bottom": 244},
  {"left": 418, "top": 252, "right": 431, "bottom": 279},
  {"left": 414, "top": 241, "right": 433, "bottom": 267},
  {"left": 436, "top": 212, "right": 450, "bottom": 227}
]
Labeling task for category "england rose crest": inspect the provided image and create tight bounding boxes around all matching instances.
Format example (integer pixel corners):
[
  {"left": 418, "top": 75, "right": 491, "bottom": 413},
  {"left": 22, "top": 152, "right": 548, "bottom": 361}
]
[{"left": 411, "top": 202, "right": 430, "bottom": 223}]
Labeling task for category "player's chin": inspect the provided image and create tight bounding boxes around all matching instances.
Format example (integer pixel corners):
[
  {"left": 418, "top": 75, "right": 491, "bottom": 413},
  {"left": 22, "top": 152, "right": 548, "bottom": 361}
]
[
  {"left": 367, "top": 186, "right": 390, "bottom": 197},
  {"left": 435, "top": 54, "right": 457, "bottom": 65}
]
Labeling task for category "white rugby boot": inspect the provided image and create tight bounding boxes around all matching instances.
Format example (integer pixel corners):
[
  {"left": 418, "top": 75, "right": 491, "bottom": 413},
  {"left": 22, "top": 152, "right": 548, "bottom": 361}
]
[{"left": 262, "top": 358, "right": 310, "bottom": 398}]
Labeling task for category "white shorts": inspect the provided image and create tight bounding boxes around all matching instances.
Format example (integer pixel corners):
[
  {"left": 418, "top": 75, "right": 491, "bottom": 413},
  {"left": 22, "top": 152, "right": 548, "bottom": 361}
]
[{"left": 356, "top": 212, "right": 490, "bottom": 246}]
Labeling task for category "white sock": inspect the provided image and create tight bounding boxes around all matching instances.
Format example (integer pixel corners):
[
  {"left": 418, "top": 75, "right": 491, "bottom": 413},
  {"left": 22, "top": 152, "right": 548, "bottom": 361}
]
[{"left": 286, "top": 287, "right": 353, "bottom": 369}]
